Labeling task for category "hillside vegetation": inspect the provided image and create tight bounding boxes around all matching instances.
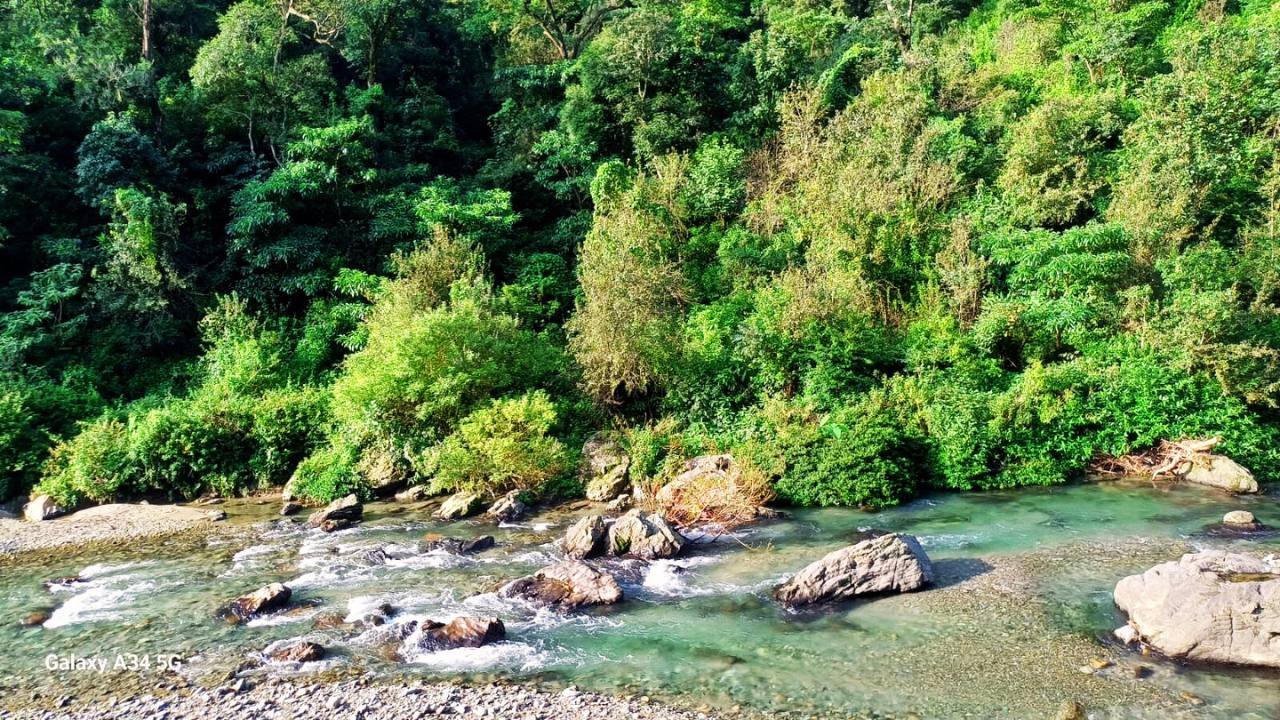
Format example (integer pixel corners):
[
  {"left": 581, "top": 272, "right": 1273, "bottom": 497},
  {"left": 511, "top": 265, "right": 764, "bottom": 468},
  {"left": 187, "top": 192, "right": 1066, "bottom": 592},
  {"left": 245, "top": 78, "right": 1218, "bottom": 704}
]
[{"left": 2, "top": 0, "right": 1278, "bottom": 508}]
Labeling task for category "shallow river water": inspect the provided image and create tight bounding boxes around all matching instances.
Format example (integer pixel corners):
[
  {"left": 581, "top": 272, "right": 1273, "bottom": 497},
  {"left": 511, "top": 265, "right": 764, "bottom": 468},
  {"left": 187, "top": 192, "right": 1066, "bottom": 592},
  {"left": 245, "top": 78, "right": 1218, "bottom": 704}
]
[{"left": 2, "top": 482, "right": 1277, "bottom": 719}]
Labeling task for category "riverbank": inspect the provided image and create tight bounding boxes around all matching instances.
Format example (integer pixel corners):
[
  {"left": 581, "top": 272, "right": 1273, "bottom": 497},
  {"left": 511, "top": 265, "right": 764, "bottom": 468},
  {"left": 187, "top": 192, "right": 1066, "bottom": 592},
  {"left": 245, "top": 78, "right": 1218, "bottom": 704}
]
[
  {"left": 7, "top": 677, "right": 722, "bottom": 720},
  {"left": 0, "top": 503, "right": 237, "bottom": 557}
]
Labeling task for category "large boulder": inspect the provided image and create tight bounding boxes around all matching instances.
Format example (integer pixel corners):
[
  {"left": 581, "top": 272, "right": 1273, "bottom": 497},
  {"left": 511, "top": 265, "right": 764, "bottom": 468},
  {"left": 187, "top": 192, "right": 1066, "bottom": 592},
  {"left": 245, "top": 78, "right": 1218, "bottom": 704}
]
[
  {"left": 774, "top": 533, "right": 934, "bottom": 606},
  {"left": 219, "top": 583, "right": 292, "bottom": 623},
  {"left": 24, "top": 495, "right": 65, "bottom": 522},
  {"left": 1113, "top": 551, "right": 1280, "bottom": 668},
  {"left": 306, "top": 494, "right": 363, "bottom": 529},
  {"left": 487, "top": 491, "right": 527, "bottom": 522},
  {"left": 655, "top": 454, "right": 776, "bottom": 527},
  {"left": 500, "top": 560, "right": 624, "bottom": 610},
  {"left": 607, "top": 510, "right": 685, "bottom": 560},
  {"left": 563, "top": 515, "right": 608, "bottom": 559},
  {"left": 394, "top": 486, "right": 430, "bottom": 503},
  {"left": 435, "top": 491, "right": 484, "bottom": 520},
  {"left": 1180, "top": 455, "right": 1258, "bottom": 493},
  {"left": 582, "top": 434, "right": 631, "bottom": 502},
  {"left": 267, "top": 641, "right": 325, "bottom": 663}
]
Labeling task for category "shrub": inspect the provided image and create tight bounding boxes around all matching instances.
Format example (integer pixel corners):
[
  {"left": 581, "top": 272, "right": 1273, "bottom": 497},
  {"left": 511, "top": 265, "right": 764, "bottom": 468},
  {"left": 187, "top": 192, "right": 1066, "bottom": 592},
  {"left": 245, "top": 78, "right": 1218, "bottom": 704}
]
[
  {"left": 288, "top": 442, "right": 366, "bottom": 503},
  {"left": 430, "top": 391, "right": 569, "bottom": 499},
  {"left": 36, "top": 417, "right": 134, "bottom": 507}
]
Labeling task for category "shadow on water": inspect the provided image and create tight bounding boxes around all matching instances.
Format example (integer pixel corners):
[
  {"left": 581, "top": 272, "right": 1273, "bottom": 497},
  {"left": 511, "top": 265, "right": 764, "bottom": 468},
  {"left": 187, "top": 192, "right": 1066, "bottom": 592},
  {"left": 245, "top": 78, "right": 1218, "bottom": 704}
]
[{"left": 929, "top": 557, "right": 995, "bottom": 590}]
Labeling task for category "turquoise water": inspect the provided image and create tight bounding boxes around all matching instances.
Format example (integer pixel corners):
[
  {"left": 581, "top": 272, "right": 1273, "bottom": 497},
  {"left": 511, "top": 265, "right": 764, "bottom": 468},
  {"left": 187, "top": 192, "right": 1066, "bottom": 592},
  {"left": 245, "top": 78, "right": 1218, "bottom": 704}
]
[{"left": 2, "top": 481, "right": 1277, "bottom": 719}]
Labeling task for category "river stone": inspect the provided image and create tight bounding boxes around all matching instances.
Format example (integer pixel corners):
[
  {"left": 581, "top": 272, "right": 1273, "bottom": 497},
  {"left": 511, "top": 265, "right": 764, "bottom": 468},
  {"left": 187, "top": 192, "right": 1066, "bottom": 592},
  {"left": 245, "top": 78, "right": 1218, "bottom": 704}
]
[
  {"left": 500, "top": 560, "right": 624, "bottom": 609},
  {"left": 435, "top": 491, "right": 484, "bottom": 520},
  {"left": 279, "top": 501, "right": 303, "bottom": 517},
  {"left": 411, "top": 616, "right": 506, "bottom": 652},
  {"left": 20, "top": 610, "right": 51, "bottom": 627},
  {"left": 607, "top": 510, "right": 685, "bottom": 560},
  {"left": 306, "top": 494, "right": 363, "bottom": 529},
  {"left": 422, "top": 535, "right": 495, "bottom": 554},
  {"left": 1113, "top": 550, "right": 1280, "bottom": 668},
  {"left": 1223, "top": 510, "right": 1256, "bottom": 525},
  {"left": 24, "top": 495, "right": 64, "bottom": 522},
  {"left": 774, "top": 533, "right": 934, "bottom": 606},
  {"left": 267, "top": 641, "right": 325, "bottom": 663},
  {"left": 1180, "top": 455, "right": 1258, "bottom": 493},
  {"left": 564, "top": 515, "right": 608, "bottom": 559},
  {"left": 1054, "top": 700, "right": 1087, "bottom": 720},
  {"left": 582, "top": 434, "right": 630, "bottom": 502},
  {"left": 220, "top": 583, "right": 292, "bottom": 623},
  {"left": 487, "top": 491, "right": 527, "bottom": 522},
  {"left": 395, "top": 485, "right": 430, "bottom": 503}
]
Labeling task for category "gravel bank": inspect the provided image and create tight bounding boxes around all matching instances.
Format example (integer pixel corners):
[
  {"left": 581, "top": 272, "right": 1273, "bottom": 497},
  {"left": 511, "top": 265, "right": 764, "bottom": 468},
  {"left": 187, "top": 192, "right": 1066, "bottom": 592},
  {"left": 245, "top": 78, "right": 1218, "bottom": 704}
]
[
  {"left": 0, "top": 504, "right": 229, "bottom": 556},
  {"left": 7, "top": 678, "right": 721, "bottom": 720}
]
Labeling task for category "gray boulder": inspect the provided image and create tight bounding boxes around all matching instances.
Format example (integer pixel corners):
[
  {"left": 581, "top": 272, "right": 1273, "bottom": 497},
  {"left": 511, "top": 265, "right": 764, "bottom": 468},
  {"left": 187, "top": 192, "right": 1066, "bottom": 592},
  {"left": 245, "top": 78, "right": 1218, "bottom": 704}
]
[
  {"left": 405, "top": 616, "right": 506, "bottom": 654},
  {"left": 500, "top": 560, "right": 623, "bottom": 609},
  {"left": 394, "top": 485, "right": 430, "bottom": 503},
  {"left": 24, "top": 495, "right": 64, "bottom": 522},
  {"left": 774, "top": 533, "right": 934, "bottom": 606},
  {"left": 1181, "top": 455, "right": 1258, "bottom": 493},
  {"left": 582, "top": 434, "right": 631, "bottom": 502},
  {"left": 1223, "top": 510, "right": 1257, "bottom": 526},
  {"left": 306, "top": 494, "right": 363, "bottom": 529},
  {"left": 563, "top": 515, "right": 608, "bottom": 559},
  {"left": 607, "top": 509, "right": 685, "bottom": 560},
  {"left": 435, "top": 491, "right": 484, "bottom": 520},
  {"left": 1113, "top": 551, "right": 1280, "bottom": 668},
  {"left": 487, "top": 491, "right": 527, "bottom": 522}
]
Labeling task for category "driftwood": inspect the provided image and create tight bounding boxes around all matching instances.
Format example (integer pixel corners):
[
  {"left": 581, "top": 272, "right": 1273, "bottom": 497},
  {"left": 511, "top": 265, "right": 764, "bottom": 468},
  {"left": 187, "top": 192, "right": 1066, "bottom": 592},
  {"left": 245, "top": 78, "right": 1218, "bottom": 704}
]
[{"left": 1088, "top": 437, "right": 1222, "bottom": 480}]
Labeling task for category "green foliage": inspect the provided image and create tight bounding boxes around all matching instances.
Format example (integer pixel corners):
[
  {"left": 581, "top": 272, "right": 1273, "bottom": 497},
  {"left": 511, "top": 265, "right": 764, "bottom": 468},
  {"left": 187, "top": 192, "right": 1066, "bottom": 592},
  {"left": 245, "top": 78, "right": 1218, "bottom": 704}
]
[
  {"left": 430, "top": 391, "right": 569, "bottom": 498},
  {"left": 289, "top": 441, "right": 365, "bottom": 504}
]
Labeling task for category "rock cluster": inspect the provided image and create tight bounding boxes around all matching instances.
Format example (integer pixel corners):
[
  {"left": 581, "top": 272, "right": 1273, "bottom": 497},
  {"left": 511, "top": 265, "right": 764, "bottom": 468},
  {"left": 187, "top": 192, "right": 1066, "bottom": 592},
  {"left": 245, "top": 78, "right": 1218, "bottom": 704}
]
[
  {"left": 582, "top": 434, "right": 631, "bottom": 502},
  {"left": 306, "top": 495, "right": 363, "bottom": 532},
  {"left": 774, "top": 533, "right": 934, "bottom": 606},
  {"left": 563, "top": 511, "right": 685, "bottom": 560},
  {"left": 1113, "top": 550, "right": 1280, "bottom": 668},
  {"left": 421, "top": 534, "right": 495, "bottom": 554},
  {"left": 487, "top": 491, "right": 528, "bottom": 522}
]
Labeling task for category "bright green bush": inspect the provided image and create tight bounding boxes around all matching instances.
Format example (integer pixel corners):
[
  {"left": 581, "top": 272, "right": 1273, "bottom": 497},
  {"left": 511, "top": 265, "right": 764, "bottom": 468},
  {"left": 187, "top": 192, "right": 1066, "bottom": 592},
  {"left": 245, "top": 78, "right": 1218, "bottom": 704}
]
[
  {"left": 36, "top": 417, "right": 134, "bottom": 507},
  {"left": 430, "top": 391, "right": 569, "bottom": 499},
  {"left": 288, "top": 442, "right": 366, "bottom": 503}
]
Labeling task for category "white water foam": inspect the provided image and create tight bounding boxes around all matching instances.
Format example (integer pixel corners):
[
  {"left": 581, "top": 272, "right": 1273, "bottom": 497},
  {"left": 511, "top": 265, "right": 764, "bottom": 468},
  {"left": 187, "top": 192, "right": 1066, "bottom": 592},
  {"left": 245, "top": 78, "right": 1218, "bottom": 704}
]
[{"left": 44, "top": 562, "right": 168, "bottom": 629}]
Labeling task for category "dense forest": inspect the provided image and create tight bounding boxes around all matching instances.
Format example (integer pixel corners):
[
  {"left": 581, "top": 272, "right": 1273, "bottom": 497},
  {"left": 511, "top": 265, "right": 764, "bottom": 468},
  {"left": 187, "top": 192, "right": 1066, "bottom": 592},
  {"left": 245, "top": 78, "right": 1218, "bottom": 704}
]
[{"left": 2, "top": 0, "right": 1278, "bottom": 510}]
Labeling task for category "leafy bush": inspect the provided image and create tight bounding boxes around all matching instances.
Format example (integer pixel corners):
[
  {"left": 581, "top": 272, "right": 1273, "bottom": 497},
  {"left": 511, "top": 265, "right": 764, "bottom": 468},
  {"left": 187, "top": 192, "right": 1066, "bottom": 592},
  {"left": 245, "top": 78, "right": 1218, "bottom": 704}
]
[
  {"left": 37, "top": 417, "right": 133, "bottom": 507},
  {"left": 430, "top": 391, "right": 569, "bottom": 499},
  {"left": 288, "top": 442, "right": 366, "bottom": 504}
]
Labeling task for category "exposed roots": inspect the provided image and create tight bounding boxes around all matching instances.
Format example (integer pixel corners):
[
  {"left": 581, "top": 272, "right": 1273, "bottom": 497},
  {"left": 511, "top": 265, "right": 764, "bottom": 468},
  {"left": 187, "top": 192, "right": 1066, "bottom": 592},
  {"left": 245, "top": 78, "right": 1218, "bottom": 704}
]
[{"left": 1088, "top": 437, "right": 1221, "bottom": 480}]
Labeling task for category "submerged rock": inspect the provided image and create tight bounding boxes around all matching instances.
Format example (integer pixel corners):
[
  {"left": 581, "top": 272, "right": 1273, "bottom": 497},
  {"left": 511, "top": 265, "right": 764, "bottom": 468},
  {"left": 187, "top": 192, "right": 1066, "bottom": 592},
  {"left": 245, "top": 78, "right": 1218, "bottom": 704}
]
[
  {"left": 20, "top": 610, "right": 51, "bottom": 627},
  {"left": 267, "top": 641, "right": 325, "bottom": 663},
  {"left": 421, "top": 534, "right": 495, "bottom": 554},
  {"left": 219, "top": 583, "right": 292, "bottom": 623},
  {"left": 306, "top": 495, "right": 363, "bottom": 530},
  {"left": 607, "top": 510, "right": 685, "bottom": 560},
  {"left": 500, "top": 560, "right": 624, "bottom": 609},
  {"left": 774, "top": 533, "right": 934, "bottom": 606},
  {"left": 1181, "top": 455, "right": 1258, "bottom": 493},
  {"left": 582, "top": 434, "right": 631, "bottom": 502},
  {"left": 564, "top": 515, "right": 608, "bottom": 559},
  {"left": 487, "top": 491, "right": 528, "bottom": 522},
  {"left": 24, "top": 495, "right": 64, "bottom": 522},
  {"left": 435, "top": 491, "right": 484, "bottom": 520},
  {"left": 1113, "top": 550, "right": 1280, "bottom": 668}
]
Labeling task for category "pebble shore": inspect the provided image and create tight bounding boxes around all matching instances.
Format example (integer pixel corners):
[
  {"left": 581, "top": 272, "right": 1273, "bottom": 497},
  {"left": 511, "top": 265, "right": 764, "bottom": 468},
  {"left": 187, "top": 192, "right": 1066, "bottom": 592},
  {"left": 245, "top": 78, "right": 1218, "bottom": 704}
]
[{"left": 7, "top": 679, "right": 720, "bottom": 720}]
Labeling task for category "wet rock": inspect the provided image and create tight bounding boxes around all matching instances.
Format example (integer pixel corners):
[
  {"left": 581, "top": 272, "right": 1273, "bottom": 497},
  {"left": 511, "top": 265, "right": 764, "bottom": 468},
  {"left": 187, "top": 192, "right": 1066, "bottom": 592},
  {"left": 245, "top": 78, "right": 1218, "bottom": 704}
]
[
  {"left": 267, "top": 641, "right": 325, "bottom": 663},
  {"left": 1223, "top": 510, "right": 1256, "bottom": 525},
  {"left": 487, "top": 491, "right": 527, "bottom": 522},
  {"left": 582, "top": 434, "right": 631, "bottom": 502},
  {"left": 435, "top": 491, "right": 484, "bottom": 520},
  {"left": 564, "top": 515, "right": 608, "bottom": 559},
  {"left": 206, "top": 509, "right": 228, "bottom": 521},
  {"left": 20, "top": 610, "right": 51, "bottom": 627},
  {"left": 1113, "top": 550, "right": 1280, "bottom": 667},
  {"left": 409, "top": 616, "right": 506, "bottom": 652},
  {"left": 24, "top": 495, "right": 64, "bottom": 522},
  {"left": 774, "top": 533, "right": 934, "bottom": 606},
  {"left": 421, "top": 535, "right": 495, "bottom": 555},
  {"left": 1180, "top": 455, "right": 1258, "bottom": 493},
  {"left": 605, "top": 494, "right": 633, "bottom": 512},
  {"left": 1113, "top": 625, "right": 1139, "bottom": 645},
  {"left": 311, "top": 612, "right": 349, "bottom": 631},
  {"left": 219, "top": 583, "right": 292, "bottom": 623},
  {"left": 394, "top": 486, "right": 430, "bottom": 503},
  {"left": 500, "top": 560, "right": 624, "bottom": 609},
  {"left": 306, "top": 495, "right": 363, "bottom": 529},
  {"left": 279, "top": 502, "right": 303, "bottom": 517},
  {"left": 607, "top": 510, "right": 685, "bottom": 560},
  {"left": 1054, "top": 700, "right": 1087, "bottom": 720},
  {"left": 43, "top": 576, "right": 82, "bottom": 590}
]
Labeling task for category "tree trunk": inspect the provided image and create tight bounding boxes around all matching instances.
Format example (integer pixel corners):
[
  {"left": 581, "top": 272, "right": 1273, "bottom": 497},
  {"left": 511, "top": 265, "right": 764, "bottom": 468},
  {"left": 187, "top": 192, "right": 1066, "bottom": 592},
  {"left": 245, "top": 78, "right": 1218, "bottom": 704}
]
[{"left": 141, "top": 0, "right": 152, "bottom": 60}]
